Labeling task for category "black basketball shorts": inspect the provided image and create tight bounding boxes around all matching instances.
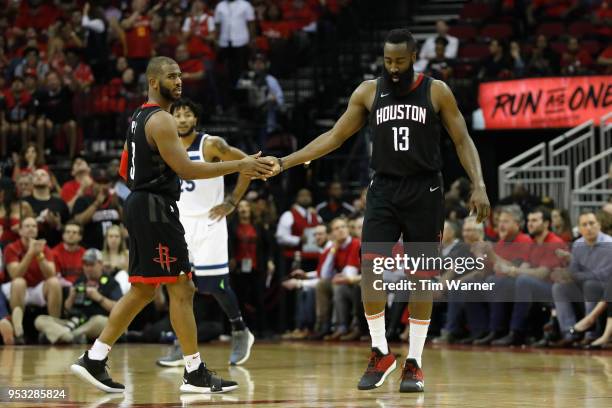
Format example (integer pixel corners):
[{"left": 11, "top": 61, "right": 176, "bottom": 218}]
[
  {"left": 124, "top": 191, "right": 191, "bottom": 284},
  {"left": 362, "top": 172, "right": 445, "bottom": 245}
]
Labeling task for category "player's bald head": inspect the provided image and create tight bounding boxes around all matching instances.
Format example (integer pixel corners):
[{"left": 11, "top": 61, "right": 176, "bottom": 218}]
[{"left": 146, "top": 56, "right": 178, "bottom": 79}]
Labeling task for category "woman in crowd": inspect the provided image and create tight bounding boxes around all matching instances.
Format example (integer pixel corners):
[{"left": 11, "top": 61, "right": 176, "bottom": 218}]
[
  {"left": 101, "top": 225, "right": 129, "bottom": 294},
  {"left": 552, "top": 208, "right": 573, "bottom": 242}
]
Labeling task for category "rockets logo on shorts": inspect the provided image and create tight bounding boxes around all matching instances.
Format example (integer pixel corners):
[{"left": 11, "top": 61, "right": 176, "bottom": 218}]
[{"left": 153, "top": 243, "right": 177, "bottom": 272}]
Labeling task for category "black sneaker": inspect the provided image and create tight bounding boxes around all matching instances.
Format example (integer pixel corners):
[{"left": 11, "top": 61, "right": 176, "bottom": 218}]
[
  {"left": 399, "top": 358, "right": 424, "bottom": 393},
  {"left": 357, "top": 348, "right": 397, "bottom": 390},
  {"left": 70, "top": 351, "right": 125, "bottom": 393},
  {"left": 180, "top": 363, "right": 239, "bottom": 393}
]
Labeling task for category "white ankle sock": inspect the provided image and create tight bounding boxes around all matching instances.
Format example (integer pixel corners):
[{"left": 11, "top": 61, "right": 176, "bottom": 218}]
[
  {"left": 408, "top": 318, "right": 430, "bottom": 367},
  {"left": 89, "top": 339, "right": 111, "bottom": 360},
  {"left": 366, "top": 311, "right": 388, "bottom": 354},
  {"left": 184, "top": 352, "right": 202, "bottom": 373}
]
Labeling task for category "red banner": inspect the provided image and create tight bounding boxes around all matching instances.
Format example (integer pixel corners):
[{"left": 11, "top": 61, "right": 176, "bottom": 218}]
[{"left": 478, "top": 76, "right": 612, "bottom": 129}]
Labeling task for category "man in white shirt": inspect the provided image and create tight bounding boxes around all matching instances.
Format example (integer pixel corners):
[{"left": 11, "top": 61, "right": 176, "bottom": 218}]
[
  {"left": 214, "top": 0, "right": 256, "bottom": 87},
  {"left": 414, "top": 20, "right": 459, "bottom": 72}
]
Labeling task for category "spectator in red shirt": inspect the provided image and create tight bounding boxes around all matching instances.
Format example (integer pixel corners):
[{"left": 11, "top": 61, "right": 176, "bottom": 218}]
[
  {"left": 492, "top": 207, "right": 567, "bottom": 346},
  {"left": 0, "top": 184, "right": 34, "bottom": 245},
  {"left": 1, "top": 77, "right": 34, "bottom": 156},
  {"left": 476, "top": 204, "right": 534, "bottom": 345},
  {"left": 120, "top": 0, "right": 158, "bottom": 75},
  {"left": 310, "top": 217, "right": 360, "bottom": 340},
  {"left": 61, "top": 157, "right": 93, "bottom": 211},
  {"left": 63, "top": 48, "right": 95, "bottom": 92},
  {"left": 53, "top": 222, "right": 86, "bottom": 285},
  {"left": 258, "top": 3, "right": 294, "bottom": 54},
  {"left": 175, "top": 44, "right": 206, "bottom": 102},
  {"left": 1, "top": 217, "right": 60, "bottom": 344},
  {"left": 228, "top": 200, "right": 274, "bottom": 335},
  {"left": 181, "top": 0, "right": 216, "bottom": 60},
  {"left": 596, "top": 45, "right": 612, "bottom": 74},
  {"left": 561, "top": 36, "right": 594, "bottom": 75},
  {"left": 15, "top": 0, "right": 62, "bottom": 31},
  {"left": 282, "top": 0, "right": 318, "bottom": 31}
]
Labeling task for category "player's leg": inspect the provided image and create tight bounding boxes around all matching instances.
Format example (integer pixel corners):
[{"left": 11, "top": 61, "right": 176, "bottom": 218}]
[
  {"left": 166, "top": 274, "right": 239, "bottom": 394},
  {"left": 70, "top": 281, "right": 156, "bottom": 392},
  {"left": 358, "top": 176, "right": 403, "bottom": 390},
  {"left": 397, "top": 172, "right": 445, "bottom": 393}
]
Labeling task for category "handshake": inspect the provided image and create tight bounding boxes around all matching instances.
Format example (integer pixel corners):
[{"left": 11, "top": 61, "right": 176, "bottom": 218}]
[{"left": 238, "top": 152, "right": 284, "bottom": 180}]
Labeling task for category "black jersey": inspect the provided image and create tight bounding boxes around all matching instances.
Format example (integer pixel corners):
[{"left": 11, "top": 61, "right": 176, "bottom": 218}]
[
  {"left": 368, "top": 75, "right": 442, "bottom": 177},
  {"left": 126, "top": 103, "right": 181, "bottom": 201}
]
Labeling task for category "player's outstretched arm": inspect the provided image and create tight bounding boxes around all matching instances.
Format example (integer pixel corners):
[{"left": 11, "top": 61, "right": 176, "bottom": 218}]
[
  {"left": 147, "top": 112, "right": 274, "bottom": 180},
  {"left": 433, "top": 80, "right": 490, "bottom": 222},
  {"left": 273, "top": 81, "right": 373, "bottom": 173},
  {"left": 207, "top": 136, "right": 252, "bottom": 220}
]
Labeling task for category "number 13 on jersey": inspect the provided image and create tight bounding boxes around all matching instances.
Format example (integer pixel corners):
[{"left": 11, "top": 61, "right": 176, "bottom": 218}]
[{"left": 393, "top": 127, "right": 410, "bottom": 151}]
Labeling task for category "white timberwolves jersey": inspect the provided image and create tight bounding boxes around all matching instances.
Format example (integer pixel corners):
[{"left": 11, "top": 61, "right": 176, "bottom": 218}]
[
  {"left": 178, "top": 132, "right": 229, "bottom": 276},
  {"left": 178, "top": 133, "right": 224, "bottom": 217}
]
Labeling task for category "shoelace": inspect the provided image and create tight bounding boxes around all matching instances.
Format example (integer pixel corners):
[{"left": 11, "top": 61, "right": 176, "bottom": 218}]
[
  {"left": 365, "top": 352, "right": 383, "bottom": 373},
  {"left": 401, "top": 363, "right": 418, "bottom": 380}
]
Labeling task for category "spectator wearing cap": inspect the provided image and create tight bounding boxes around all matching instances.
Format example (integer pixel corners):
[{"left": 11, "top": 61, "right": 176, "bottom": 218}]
[
  {"left": 34, "top": 70, "right": 78, "bottom": 158},
  {"left": 52, "top": 222, "right": 86, "bottom": 286},
  {"left": 2, "top": 216, "right": 59, "bottom": 344},
  {"left": 414, "top": 20, "right": 459, "bottom": 72},
  {"left": 61, "top": 157, "right": 93, "bottom": 211},
  {"left": 214, "top": 0, "right": 256, "bottom": 88},
  {"left": 25, "top": 168, "right": 69, "bottom": 247},
  {"left": 35, "top": 248, "right": 122, "bottom": 344},
  {"left": 1, "top": 76, "right": 34, "bottom": 156},
  {"left": 72, "top": 168, "right": 123, "bottom": 250}
]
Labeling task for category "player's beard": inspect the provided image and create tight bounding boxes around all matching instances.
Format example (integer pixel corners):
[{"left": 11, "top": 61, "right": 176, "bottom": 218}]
[
  {"left": 382, "top": 65, "right": 414, "bottom": 97},
  {"left": 178, "top": 126, "right": 196, "bottom": 138},
  {"left": 159, "top": 82, "right": 179, "bottom": 102}
]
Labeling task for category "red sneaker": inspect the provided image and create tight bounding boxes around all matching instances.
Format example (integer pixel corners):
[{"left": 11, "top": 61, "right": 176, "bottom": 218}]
[
  {"left": 357, "top": 348, "right": 397, "bottom": 390},
  {"left": 399, "top": 358, "right": 424, "bottom": 393}
]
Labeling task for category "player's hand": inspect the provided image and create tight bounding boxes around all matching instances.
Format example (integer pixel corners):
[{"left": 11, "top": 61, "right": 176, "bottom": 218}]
[
  {"left": 238, "top": 152, "right": 275, "bottom": 179},
  {"left": 209, "top": 202, "right": 235, "bottom": 221},
  {"left": 261, "top": 156, "right": 282, "bottom": 177},
  {"left": 469, "top": 186, "right": 490, "bottom": 223}
]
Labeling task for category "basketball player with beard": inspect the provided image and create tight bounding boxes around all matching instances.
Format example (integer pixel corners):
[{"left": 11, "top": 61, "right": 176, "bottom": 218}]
[
  {"left": 71, "top": 57, "right": 273, "bottom": 394},
  {"left": 155, "top": 98, "right": 255, "bottom": 368},
  {"left": 266, "top": 29, "right": 490, "bottom": 392}
]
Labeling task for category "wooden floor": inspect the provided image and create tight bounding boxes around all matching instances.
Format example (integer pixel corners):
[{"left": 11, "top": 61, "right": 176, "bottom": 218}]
[{"left": 2, "top": 342, "right": 612, "bottom": 407}]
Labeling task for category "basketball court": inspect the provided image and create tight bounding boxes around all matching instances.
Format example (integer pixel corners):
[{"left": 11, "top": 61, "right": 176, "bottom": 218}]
[{"left": 2, "top": 342, "right": 611, "bottom": 407}]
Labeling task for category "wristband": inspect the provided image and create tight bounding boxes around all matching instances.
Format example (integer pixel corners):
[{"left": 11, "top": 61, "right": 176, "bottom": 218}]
[{"left": 277, "top": 157, "right": 285, "bottom": 173}]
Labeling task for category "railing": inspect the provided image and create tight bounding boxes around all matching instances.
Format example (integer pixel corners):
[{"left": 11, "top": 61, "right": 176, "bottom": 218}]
[
  {"left": 571, "top": 146, "right": 612, "bottom": 221},
  {"left": 499, "top": 166, "right": 571, "bottom": 211},
  {"left": 548, "top": 120, "right": 596, "bottom": 188}
]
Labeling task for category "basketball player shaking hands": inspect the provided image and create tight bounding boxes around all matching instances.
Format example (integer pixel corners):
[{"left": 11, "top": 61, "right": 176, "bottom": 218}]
[
  {"left": 155, "top": 98, "right": 255, "bottom": 368},
  {"left": 71, "top": 57, "right": 274, "bottom": 394},
  {"left": 267, "top": 29, "right": 490, "bottom": 393}
]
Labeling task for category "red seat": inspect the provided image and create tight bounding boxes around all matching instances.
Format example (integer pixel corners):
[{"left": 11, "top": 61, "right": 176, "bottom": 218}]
[
  {"left": 459, "top": 3, "right": 492, "bottom": 22},
  {"left": 448, "top": 25, "right": 478, "bottom": 41},
  {"left": 550, "top": 41, "right": 566, "bottom": 55},
  {"left": 581, "top": 40, "right": 601, "bottom": 55},
  {"left": 452, "top": 63, "right": 475, "bottom": 79},
  {"left": 480, "top": 23, "right": 514, "bottom": 40},
  {"left": 458, "top": 43, "right": 490, "bottom": 61},
  {"left": 536, "top": 22, "right": 565, "bottom": 37},
  {"left": 568, "top": 21, "right": 595, "bottom": 38}
]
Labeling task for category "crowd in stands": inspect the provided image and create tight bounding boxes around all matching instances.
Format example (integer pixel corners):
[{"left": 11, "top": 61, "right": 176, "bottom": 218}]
[{"left": 0, "top": 0, "right": 611, "bottom": 350}]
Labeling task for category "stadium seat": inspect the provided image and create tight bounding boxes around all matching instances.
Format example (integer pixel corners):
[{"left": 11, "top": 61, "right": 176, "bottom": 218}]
[
  {"left": 459, "top": 3, "right": 492, "bottom": 22},
  {"left": 550, "top": 41, "right": 567, "bottom": 55},
  {"left": 452, "top": 63, "right": 475, "bottom": 79},
  {"left": 536, "top": 22, "right": 565, "bottom": 38},
  {"left": 458, "top": 43, "right": 490, "bottom": 62},
  {"left": 480, "top": 23, "right": 514, "bottom": 41},
  {"left": 568, "top": 21, "right": 595, "bottom": 38},
  {"left": 581, "top": 40, "right": 601, "bottom": 56},
  {"left": 448, "top": 25, "right": 478, "bottom": 42}
]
